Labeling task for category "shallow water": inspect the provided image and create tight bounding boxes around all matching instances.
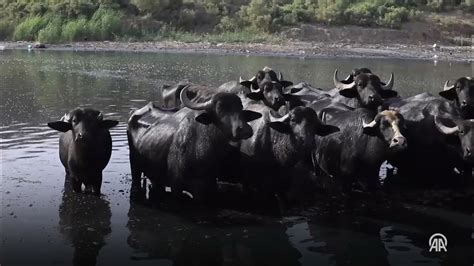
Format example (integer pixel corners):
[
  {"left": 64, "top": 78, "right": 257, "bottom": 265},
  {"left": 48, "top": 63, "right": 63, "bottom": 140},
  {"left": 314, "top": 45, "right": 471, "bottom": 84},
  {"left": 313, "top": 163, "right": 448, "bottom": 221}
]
[{"left": 1, "top": 50, "right": 473, "bottom": 266}]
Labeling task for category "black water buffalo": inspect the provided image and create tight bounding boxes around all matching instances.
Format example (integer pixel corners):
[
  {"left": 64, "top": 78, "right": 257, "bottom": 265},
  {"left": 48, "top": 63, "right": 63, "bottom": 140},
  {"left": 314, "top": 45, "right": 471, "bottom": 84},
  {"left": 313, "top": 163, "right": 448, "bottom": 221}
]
[
  {"left": 388, "top": 92, "right": 474, "bottom": 184},
  {"left": 331, "top": 69, "right": 398, "bottom": 110},
  {"left": 439, "top": 77, "right": 474, "bottom": 119},
  {"left": 161, "top": 79, "right": 191, "bottom": 108},
  {"left": 239, "top": 101, "right": 339, "bottom": 203},
  {"left": 312, "top": 108, "right": 407, "bottom": 192},
  {"left": 239, "top": 67, "right": 297, "bottom": 111},
  {"left": 127, "top": 87, "right": 262, "bottom": 202},
  {"left": 48, "top": 108, "right": 118, "bottom": 195}
]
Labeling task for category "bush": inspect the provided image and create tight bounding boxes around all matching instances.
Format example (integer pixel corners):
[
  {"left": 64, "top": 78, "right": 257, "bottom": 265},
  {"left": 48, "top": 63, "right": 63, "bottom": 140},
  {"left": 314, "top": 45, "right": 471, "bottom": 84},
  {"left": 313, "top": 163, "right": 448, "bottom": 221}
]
[
  {"left": 380, "top": 6, "right": 410, "bottom": 28},
  {"left": 0, "top": 20, "right": 14, "bottom": 40},
  {"left": 13, "top": 16, "right": 50, "bottom": 41},
  {"left": 62, "top": 18, "right": 89, "bottom": 42},
  {"left": 37, "top": 19, "right": 63, "bottom": 43},
  {"left": 89, "top": 9, "right": 123, "bottom": 40}
]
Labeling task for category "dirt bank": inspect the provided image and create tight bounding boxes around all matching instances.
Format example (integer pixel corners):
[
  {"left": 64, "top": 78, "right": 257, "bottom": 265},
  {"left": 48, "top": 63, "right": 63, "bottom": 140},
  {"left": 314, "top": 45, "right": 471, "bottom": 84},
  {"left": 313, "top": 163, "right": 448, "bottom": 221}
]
[{"left": 1, "top": 40, "right": 472, "bottom": 62}]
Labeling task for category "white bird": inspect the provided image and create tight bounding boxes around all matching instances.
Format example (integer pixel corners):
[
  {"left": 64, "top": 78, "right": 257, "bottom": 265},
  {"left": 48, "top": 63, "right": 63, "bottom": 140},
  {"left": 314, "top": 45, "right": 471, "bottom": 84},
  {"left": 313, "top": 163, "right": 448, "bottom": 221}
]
[{"left": 433, "top": 43, "right": 437, "bottom": 49}]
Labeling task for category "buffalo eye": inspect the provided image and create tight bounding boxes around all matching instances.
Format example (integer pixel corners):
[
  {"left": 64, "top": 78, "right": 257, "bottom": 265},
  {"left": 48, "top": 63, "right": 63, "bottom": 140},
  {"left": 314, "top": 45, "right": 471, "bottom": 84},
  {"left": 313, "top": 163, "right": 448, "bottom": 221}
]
[
  {"left": 72, "top": 118, "right": 78, "bottom": 124},
  {"left": 459, "top": 129, "right": 465, "bottom": 135}
]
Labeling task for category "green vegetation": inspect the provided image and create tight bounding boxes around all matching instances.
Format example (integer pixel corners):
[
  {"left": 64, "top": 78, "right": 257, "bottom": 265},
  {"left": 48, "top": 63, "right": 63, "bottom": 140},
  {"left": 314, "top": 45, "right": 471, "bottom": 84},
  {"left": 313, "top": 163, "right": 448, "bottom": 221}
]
[{"left": 0, "top": 0, "right": 471, "bottom": 43}]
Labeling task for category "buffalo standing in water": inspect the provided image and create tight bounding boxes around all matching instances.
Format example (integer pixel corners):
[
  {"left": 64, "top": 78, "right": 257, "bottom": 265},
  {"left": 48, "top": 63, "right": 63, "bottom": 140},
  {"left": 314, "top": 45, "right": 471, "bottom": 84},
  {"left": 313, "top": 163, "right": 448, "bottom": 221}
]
[
  {"left": 48, "top": 108, "right": 118, "bottom": 195},
  {"left": 313, "top": 108, "right": 407, "bottom": 192},
  {"left": 127, "top": 87, "right": 262, "bottom": 203}
]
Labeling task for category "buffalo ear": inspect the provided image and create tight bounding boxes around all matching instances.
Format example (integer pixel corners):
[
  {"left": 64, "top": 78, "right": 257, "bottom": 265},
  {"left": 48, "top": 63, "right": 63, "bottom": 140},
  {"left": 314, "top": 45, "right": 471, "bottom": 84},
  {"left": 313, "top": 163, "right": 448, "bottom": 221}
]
[
  {"left": 339, "top": 88, "right": 358, "bottom": 98},
  {"left": 380, "top": 89, "right": 398, "bottom": 98},
  {"left": 195, "top": 112, "right": 214, "bottom": 125},
  {"left": 315, "top": 124, "right": 339, "bottom": 136},
  {"left": 269, "top": 122, "right": 292, "bottom": 134},
  {"left": 48, "top": 121, "right": 72, "bottom": 132},
  {"left": 439, "top": 89, "right": 457, "bottom": 101},
  {"left": 242, "top": 110, "right": 262, "bottom": 122},
  {"left": 246, "top": 92, "right": 263, "bottom": 101},
  {"left": 101, "top": 120, "right": 119, "bottom": 129},
  {"left": 280, "top": 80, "right": 293, "bottom": 88}
]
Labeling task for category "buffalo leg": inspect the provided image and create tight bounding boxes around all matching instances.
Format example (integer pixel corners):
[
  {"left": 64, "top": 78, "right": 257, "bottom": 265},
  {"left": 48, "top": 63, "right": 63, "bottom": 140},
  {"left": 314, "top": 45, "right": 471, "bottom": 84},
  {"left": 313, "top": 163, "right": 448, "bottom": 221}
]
[
  {"left": 71, "top": 176, "right": 82, "bottom": 193},
  {"left": 92, "top": 174, "right": 102, "bottom": 196}
]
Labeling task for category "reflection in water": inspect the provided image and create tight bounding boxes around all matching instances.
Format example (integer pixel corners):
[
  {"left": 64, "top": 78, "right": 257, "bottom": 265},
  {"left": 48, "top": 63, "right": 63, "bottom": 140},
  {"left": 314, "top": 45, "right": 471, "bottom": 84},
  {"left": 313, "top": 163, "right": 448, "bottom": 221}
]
[
  {"left": 58, "top": 178, "right": 112, "bottom": 266},
  {"left": 127, "top": 190, "right": 300, "bottom": 266},
  {"left": 380, "top": 226, "right": 440, "bottom": 266}
]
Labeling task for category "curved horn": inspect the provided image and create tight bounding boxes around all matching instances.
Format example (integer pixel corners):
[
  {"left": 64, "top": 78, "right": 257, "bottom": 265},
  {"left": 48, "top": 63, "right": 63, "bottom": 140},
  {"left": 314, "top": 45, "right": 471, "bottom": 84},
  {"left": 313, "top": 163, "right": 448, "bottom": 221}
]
[
  {"left": 381, "top": 73, "right": 394, "bottom": 90},
  {"left": 61, "top": 113, "right": 71, "bottom": 122},
  {"left": 362, "top": 119, "right": 378, "bottom": 129},
  {"left": 269, "top": 112, "right": 290, "bottom": 123},
  {"left": 97, "top": 112, "right": 103, "bottom": 120},
  {"left": 250, "top": 84, "right": 260, "bottom": 93},
  {"left": 434, "top": 116, "right": 459, "bottom": 135},
  {"left": 443, "top": 80, "right": 455, "bottom": 91},
  {"left": 239, "top": 76, "right": 245, "bottom": 84},
  {"left": 180, "top": 85, "right": 213, "bottom": 110},
  {"left": 334, "top": 69, "right": 355, "bottom": 90},
  {"left": 278, "top": 72, "right": 283, "bottom": 81},
  {"left": 249, "top": 76, "right": 257, "bottom": 82}
]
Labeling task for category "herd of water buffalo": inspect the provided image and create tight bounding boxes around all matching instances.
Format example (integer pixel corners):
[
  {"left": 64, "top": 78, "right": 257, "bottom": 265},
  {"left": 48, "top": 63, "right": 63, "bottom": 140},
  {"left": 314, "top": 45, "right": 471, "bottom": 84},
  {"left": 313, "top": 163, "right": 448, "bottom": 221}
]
[{"left": 47, "top": 66, "right": 473, "bottom": 207}]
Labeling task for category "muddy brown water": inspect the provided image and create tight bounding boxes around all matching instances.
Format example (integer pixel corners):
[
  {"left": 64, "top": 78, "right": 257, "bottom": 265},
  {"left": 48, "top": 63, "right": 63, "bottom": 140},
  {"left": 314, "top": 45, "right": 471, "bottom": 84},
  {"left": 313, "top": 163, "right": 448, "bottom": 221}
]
[{"left": 1, "top": 50, "right": 473, "bottom": 266}]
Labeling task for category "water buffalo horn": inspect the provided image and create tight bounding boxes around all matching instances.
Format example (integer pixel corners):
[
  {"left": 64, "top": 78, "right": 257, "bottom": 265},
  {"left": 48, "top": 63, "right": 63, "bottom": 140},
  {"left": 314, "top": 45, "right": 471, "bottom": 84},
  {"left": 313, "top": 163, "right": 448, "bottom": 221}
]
[
  {"left": 443, "top": 80, "right": 455, "bottom": 91},
  {"left": 61, "top": 113, "right": 71, "bottom": 122},
  {"left": 334, "top": 69, "right": 355, "bottom": 90},
  {"left": 250, "top": 84, "right": 261, "bottom": 93},
  {"left": 381, "top": 73, "right": 394, "bottom": 90},
  {"left": 362, "top": 119, "right": 378, "bottom": 129},
  {"left": 180, "top": 85, "right": 213, "bottom": 110},
  {"left": 97, "top": 112, "right": 103, "bottom": 120},
  {"left": 269, "top": 112, "right": 290, "bottom": 123},
  {"left": 434, "top": 116, "right": 459, "bottom": 135}
]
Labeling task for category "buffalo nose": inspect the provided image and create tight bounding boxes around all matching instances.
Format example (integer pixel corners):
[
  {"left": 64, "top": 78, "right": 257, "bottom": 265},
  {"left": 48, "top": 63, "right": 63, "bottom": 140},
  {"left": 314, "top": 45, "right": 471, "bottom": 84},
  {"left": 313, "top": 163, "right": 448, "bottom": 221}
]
[
  {"left": 461, "top": 100, "right": 467, "bottom": 107},
  {"left": 369, "top": 95, "right": 375, "bottom": 101},
  {"left": 75, "top": 133, "right": 84, "bottom": 142},
  {"left": 466, "top": 147, "right": 471, "bottom": 156},
  {"left": 390, "top": 136, "right": 407, "bottom": 149},
  {"left": 236, "top": 126, "right": 243, "bottom": 134}
]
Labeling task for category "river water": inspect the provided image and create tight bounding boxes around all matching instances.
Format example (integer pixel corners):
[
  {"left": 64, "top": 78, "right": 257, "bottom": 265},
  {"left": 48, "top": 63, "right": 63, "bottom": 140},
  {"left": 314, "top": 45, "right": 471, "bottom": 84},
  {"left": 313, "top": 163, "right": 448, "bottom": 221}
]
[{"left": 1, "top": 50, "right": 473, "bottom": 266}]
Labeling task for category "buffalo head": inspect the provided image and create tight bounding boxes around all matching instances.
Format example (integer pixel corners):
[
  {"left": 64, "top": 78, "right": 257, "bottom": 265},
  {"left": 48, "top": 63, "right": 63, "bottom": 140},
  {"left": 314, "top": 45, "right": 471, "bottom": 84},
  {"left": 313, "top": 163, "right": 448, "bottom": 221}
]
[
  {"left": 240, "top": 67, "right": 294, "bottom": 111},
  {"left": 48, "top": 108, "right": 118, "bottom": 142},
  {"left": 268, "top": 106, "right": 339, "bottom": 150},
  {"left": 180, "top": 86, "right": 262, "bottom": 141},
  {"left": 334, "top": 69, "right": 397, "bottom": 109},
  {"left": 434, "top": 115, "right": 474, "bottom": 163},
  {"left": 363, "top": 109, "right": 407, "bottom": 152},
  {"left": 439, "top": 77, "right": 474, "bottom": 118}
]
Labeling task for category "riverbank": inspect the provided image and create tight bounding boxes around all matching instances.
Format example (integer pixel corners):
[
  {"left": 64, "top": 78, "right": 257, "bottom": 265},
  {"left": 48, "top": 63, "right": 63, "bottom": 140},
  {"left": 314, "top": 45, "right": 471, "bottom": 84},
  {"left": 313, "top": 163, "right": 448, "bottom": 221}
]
[{"left": 1, "top": 40, "right": 472, "bottom": 62}]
